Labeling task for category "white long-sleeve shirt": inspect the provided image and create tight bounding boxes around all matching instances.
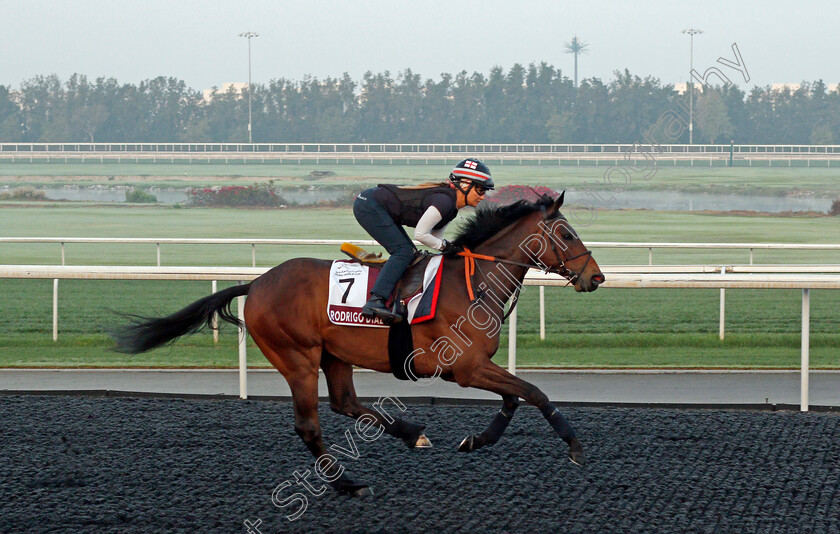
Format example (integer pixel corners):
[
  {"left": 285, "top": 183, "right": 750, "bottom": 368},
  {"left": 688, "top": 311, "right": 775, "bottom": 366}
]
[{"left": 413, "top": 206, "right": 449, "bottom": 251}]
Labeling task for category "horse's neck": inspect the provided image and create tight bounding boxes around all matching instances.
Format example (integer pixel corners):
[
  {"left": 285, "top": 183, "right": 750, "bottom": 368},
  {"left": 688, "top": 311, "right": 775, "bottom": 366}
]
[
  {"left": 470, "top": 220, "right": 536, "bottom": 302},
  {"left": 474, "top": 216, "right": 538, "bottom": 268}
]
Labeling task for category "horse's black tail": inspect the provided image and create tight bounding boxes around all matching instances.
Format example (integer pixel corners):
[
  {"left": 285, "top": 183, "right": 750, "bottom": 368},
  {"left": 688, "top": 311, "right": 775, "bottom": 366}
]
[{"left": 112, "top": 283, "right": 251, "bottom": 354}]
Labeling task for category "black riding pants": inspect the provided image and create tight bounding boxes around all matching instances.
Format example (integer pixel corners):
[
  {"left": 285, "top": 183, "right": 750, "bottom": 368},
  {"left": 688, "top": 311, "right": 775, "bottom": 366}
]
[{"left": 353, "top": 188, "right": 416, "bottom": 299}]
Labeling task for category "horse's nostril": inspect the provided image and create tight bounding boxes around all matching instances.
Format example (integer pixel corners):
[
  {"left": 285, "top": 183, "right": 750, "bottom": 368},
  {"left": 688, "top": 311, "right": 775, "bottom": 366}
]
[{"left": 592, "top": 274, "right": 605, "bottom": 285}]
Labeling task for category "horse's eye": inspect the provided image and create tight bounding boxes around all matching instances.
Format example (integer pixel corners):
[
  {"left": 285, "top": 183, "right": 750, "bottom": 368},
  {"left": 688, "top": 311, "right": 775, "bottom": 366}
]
[{"left": 563, "top": 233, "right": 573, "bottom": 240}]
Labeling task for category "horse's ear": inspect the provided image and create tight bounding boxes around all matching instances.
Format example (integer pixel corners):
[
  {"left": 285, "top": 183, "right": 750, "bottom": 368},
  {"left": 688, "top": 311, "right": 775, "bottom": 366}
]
[{"left": 552, "top": 190, "right": 565, "bottom": 212}]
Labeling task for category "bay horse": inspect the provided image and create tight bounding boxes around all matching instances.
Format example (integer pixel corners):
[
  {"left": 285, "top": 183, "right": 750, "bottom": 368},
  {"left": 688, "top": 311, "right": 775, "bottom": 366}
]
[{"left": 114, "top": 192, "right": 604, "bottom": 496}]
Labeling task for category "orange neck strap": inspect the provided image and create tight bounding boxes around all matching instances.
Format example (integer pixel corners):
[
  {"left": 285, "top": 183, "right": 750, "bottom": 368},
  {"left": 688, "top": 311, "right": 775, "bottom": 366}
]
[{"left": 458, "top": 248, "right": 491, "bottom": 301}]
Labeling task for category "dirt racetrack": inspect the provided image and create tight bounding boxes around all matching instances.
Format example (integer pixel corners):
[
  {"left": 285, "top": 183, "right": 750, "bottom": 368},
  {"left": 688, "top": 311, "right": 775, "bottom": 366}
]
[{"left": 2, "top": 395, "right": 839, "bottom": 533}]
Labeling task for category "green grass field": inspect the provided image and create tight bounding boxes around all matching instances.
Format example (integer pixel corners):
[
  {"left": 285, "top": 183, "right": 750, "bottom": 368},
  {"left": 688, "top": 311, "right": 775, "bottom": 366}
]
[
  {"left": 0, "top": 280, "right": 837, "bottom": 369},
  {"left": 1, "top": 205, "right": 839, "bottom": 265},
  {"left": 2, "top": 163, "right": 840, "bottom": 198},
  {"left": 0, "top": 203, "right": 838, "bottom": 369}
]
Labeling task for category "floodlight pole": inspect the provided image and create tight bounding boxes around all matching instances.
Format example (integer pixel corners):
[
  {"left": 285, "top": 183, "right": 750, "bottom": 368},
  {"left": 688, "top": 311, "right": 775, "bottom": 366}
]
[
  {"left": 239, "top": 32, "right": 259, "bottom": 143},
  {"left": 682, "top": 28, "right": 703, "bottom": 144}
]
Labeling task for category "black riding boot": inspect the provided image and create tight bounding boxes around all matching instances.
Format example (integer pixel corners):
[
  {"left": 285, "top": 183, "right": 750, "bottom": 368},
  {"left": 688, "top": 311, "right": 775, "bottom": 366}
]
[{"left": 361, "top": 295, "right": 402, "bottom": 324}]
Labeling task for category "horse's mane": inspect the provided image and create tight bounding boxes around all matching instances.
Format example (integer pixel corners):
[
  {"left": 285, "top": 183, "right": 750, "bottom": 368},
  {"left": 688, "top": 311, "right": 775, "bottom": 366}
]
[{"left": 452, "top": 195, "right": 557, "bottom": 249}]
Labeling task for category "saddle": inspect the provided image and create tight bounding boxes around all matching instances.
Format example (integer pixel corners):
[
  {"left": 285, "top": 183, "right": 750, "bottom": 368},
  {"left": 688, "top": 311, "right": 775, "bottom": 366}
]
[
  {"left": 340, "top": 242, "right": 433, "bottom": 301},
  {"left": 340, "top": 243, "right": 437, "bottom": 382}
]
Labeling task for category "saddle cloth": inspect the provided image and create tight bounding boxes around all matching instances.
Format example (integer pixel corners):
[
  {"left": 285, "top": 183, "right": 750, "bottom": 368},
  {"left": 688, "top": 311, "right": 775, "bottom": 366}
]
[{"left": 327, "top": 257, "right": 443, "bottom": 328}]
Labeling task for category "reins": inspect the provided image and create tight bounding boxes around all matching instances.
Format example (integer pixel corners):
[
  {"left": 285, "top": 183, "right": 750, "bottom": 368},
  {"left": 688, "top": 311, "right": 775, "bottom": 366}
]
[
  {"left": 454, "top": 216, "right": 594, "bottom": 321},
  {"left": 456, "top": 244, "right": 592, "bottom": 322}
]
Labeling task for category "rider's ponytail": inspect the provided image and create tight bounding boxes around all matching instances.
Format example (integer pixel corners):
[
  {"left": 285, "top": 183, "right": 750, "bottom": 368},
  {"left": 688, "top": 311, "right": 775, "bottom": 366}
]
[{"left": 400, "top": 181, "right": 449, "bottom": 190}]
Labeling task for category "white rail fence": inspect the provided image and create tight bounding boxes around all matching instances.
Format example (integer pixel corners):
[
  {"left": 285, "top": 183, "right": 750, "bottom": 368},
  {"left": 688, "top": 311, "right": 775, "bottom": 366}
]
[
  {"left": 2, "top": 264, "right": 838, "bottom": 411},
  {"left": 3, "top": 237, "right": 839, "bottom": 343},
  {"left": 3, "top": 237, "right": 840, "bottom": 267},
  {"left": 1, "top": 143, "right": 839, "bottom": 167},
  {"left": 3, "top": 142, "right": 840, "bottom": 154},
  {"left": 2, "top": 154, "right": 838, "bottom": 168}
]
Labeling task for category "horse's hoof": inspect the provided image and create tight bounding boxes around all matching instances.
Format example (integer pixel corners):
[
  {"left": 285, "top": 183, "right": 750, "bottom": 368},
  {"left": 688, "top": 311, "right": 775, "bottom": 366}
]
[
  {"left": 568, "top": 450, "right": 585, "bottom": 466},
  {"left": 458, "top": 434, "right": 476, "bottom": 453},
  {"left": 335, "top": 483, "right": 373, "bottom": 497},
  {"left": 331, "top": 474, "right": 373, "bottom": 497},
  {"left": 414, "top": 434, "right": 433, "bottom": 448},
  {"left": 567, "top": 437, "right": 585, "bottom": 466},
  {"left": 350, "top": 486, "right": 374, "bottom": 498}
]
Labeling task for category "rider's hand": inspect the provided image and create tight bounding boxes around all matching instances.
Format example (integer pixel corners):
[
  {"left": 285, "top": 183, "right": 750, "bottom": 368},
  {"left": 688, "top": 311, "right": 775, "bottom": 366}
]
[{"left": 440, "top": 240, "right": 464, "bottom": 255}]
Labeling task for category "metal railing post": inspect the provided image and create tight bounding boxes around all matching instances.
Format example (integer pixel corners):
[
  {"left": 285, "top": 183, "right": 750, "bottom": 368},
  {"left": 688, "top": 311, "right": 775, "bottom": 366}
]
[
  {"left": 237, "top": 282, "right": 248, "bottom": 399},
  {"left": 508, "top": 304, "right": 517, "bottom": 375},
  {"left": 801, "top": 288, "right": 810, "bottom": 412},
  {"left": 539, "top": 286, "right": 545, "bottom": 340},
  {"left": 211, "top": 280, "right": 219, "bottom": 343},
  {"left": 719, "top": 266, "right": 726, "bottom": 340},
  {"left": 156, "top": 243, "right": 161, "bottom": 266},
  {"left": 52, "top": 279, "right": 59, "bottom": 341}
]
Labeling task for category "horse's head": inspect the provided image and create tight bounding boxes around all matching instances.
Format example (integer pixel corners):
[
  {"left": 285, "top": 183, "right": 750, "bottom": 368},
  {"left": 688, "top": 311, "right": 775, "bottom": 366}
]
[{"left": 519, "top": 191, "right": 605, "bottom": 292}]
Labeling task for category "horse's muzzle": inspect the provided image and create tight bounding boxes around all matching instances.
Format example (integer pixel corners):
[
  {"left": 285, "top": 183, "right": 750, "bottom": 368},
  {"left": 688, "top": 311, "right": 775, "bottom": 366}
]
[{"left": 575, "top": 273, "right": 604, "bottom": 292}]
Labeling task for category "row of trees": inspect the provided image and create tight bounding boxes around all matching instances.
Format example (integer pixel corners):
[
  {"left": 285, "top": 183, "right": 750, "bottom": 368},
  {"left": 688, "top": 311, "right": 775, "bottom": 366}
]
[{"left": 1, "top": 64, "right": 838, "bottom": 144}]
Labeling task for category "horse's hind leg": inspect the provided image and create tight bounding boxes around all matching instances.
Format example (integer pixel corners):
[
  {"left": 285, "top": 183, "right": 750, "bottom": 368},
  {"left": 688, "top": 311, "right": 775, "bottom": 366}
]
[
  {"left": 321, "top": 351, "right": 431, "bottom": 449},
  {"left": 286, "top": 370, "right": 372, "bottom": 496},
  {"left": 249, "top": 332, "right": 373, "bottom": 496},
  {"left": 457, "top": 393, "right": 519, "bottom": 453},
  {"left": 454, "top": 361, "right": 584, "bottom": 465}
]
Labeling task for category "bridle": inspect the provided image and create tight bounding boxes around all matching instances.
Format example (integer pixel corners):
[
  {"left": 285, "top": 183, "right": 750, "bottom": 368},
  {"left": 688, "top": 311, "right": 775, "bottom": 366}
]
[
  {"left": 454, "top": 213, "right": 594, "bottom": 322},
  {"left": 458, "top": 215, "right": 593, "bottom": 287}
]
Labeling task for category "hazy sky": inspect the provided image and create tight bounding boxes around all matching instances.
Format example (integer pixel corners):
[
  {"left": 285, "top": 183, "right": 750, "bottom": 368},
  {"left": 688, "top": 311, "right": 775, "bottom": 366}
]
[{"left": 2, "top": 0, "right": 837, "bottom": 91}]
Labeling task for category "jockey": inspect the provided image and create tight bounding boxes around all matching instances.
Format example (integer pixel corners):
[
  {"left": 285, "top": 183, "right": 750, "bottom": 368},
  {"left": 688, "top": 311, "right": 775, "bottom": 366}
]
[{"left": 353, "top": 158, "right": 495, "bottom": 324}]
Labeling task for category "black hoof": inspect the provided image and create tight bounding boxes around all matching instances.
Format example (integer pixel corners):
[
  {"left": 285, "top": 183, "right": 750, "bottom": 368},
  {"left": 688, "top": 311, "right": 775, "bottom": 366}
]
[
  {"left": 330, "top": 475, "right": 373, "bottom": 497},
  {"left": 401, "top": 423, "right": 428, "bottom": 449},
  {"left": 458, "top": 434, "right": 477, "bottom": 453},
  {"left": 567, "top": 437, "right": 585, "bottom": 466},
  {"left": 334, "top": 482, "right": 373, "bottom": 497}
]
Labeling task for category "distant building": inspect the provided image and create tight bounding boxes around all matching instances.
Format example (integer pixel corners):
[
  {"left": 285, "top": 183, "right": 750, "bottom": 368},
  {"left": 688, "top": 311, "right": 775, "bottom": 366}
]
[
  {"left": 674, "top": 83, "right": 701, "bottom": 95},
  {"left": 202, "top": 82, "right": 248, "bottom": 103}
]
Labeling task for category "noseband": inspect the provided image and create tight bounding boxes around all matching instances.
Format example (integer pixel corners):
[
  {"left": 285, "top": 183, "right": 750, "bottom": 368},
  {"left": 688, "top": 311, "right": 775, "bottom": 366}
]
[{"left": 541, "top": 228, "right": 594, "bottom": 286}]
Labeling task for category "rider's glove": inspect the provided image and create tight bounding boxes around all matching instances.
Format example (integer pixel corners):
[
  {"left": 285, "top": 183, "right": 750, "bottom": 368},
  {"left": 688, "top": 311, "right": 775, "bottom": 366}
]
[{"left": 440, "top": 239, "right": 464, "bottom": 255}]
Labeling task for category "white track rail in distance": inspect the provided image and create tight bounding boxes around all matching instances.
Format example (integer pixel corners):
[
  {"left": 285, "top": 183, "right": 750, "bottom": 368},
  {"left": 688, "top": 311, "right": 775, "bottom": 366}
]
[
  {"left": 5, "top": 264, "right": 840, "bottom": 286},
  {"left": 3, "top": 238, "right": 839, "bottom": 269},
  {"left": 2, "top": 142, "right": 839, "bottom": 155},
  {"left": 3, "top": 237, "right": 840, "bottom": 249}
]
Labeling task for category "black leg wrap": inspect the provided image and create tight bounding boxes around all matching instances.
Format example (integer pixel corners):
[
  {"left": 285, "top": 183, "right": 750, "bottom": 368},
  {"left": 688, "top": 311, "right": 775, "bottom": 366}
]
[
  {"left": 539, "top": 402, "right": 576, "bottom": 442},
  {"left": 460, "top": 403, "right": 518, "bottom": 452},
  {"left": 382, "top": 418, "right": 425, "bottom": 448},
  {"left": 479, "top": 405, "right": 518, "bottom": 446}
]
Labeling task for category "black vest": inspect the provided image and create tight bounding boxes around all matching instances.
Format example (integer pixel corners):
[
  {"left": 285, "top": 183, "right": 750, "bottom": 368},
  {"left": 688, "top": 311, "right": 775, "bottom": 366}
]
[{"left": 373, "top": 185, "right": 458, "bottom": 229}]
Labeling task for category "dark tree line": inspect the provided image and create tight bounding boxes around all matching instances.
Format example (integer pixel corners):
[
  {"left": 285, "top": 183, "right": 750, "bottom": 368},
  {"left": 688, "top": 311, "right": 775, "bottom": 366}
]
[{"left": 1, "top": 64, "right": 838, "bottom": 144}]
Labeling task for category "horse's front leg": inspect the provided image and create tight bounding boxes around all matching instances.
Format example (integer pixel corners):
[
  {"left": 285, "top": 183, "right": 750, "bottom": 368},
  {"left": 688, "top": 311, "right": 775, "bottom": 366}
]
[
  {"left": 454, "top": 362, "right": 584, "bottom": 465},
  {"left": 457, "top": 393, "right": 519, "bottom": 453}
]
